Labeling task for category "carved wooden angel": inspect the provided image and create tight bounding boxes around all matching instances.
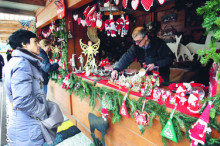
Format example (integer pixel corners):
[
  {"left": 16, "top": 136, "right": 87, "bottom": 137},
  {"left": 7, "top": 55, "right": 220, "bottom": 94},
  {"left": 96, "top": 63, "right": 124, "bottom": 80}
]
[{"left": 79, "top": 39, "right": 100, "bottom": 70}]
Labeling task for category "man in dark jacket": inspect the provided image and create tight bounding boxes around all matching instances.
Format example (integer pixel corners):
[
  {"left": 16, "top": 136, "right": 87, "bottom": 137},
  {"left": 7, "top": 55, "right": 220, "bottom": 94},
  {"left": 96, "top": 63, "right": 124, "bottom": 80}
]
[
  {"left": 39, "top": 39, "right": 59, "bottom": 95},
  {"left": 111, "top": 27, "right": 174, "bottom": 82}
]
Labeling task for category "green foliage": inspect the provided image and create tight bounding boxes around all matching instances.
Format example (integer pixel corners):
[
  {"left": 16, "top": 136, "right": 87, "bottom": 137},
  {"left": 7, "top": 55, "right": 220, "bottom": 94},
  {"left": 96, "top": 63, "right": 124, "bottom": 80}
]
[{"left": 196, "top": 0, "right": 220, "bottom": 64}]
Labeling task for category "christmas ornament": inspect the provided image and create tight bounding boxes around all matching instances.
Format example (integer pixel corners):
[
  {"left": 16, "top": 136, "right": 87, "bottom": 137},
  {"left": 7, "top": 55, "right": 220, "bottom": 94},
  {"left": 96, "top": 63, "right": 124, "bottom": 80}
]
[
  {"left": 87, "top": 4, "right": 97, "bottom": 18},
  {"left": 101, "top": 93, "right": 113, "bottom": 120},
  {"left": 69, "top": 53, "right": 76, "bottom": 72},
  {"left": 51, "top": 45, "right": 61, "bottom": 56},
  {"left": 73, "top": 14, "right": 78, "bottom": 21},
  {"left": 189, "top": 102, "right": 213, "bottom": 146},
  {"left": 122, "top": 0, "right": 128, "bottom": 9},
  {"left": 109, "top": 14, "right": 117, "bottom": 37},
  {"left": 141, "top": 0, "right": 153, "bottom": 11},
  {"left": 83, "top": 6, "right": 90, "bottom": 17},
  {"left": 152, "top": 87, "right": 161, "bottom": 102},
  {"left": 114, "top": 0, "right": 119, "bottom": 6},
  {"left": 133, "top": 100, "right": 150, "bottom": 134},
  {"left": 105, "top": 20, "right": 110, "bottom": 36},
  {"left": 78, "top": 54, "right": 84, "bottom": 71},
  {"left": 119, "top": 88, "right": 130, "bottom": 118},
  {"left": 62, "top": 73, "right": 71, "bottom": 90},
  {"left": 131, "top": 0, "right": 140, "bottom": 10},
  {"left": 161, "top": 104, "right": 178, "bottom": 143},
  {"left": 158, "top": 0, "right": 165, "bottom": 5},
  {"left": 103, "top": 0, "right": 110, "bottom": 7},
  {"left": 79, "top": 39, "right": 100, "bottom": 70},
  {"left": 81, "top": 19, "right": 86, "bottom": 27},
  {"left": 187, "top": 92, "right": 203, "bottom": 113},
  {"left": 77, "top": 17, "right": 81, "bottom": 25}
]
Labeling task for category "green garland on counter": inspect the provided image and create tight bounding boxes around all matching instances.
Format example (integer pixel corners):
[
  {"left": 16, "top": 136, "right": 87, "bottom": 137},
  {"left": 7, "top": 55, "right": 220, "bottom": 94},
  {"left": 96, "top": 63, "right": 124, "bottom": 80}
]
[{"left": 50, "top": 74, "right": 220, "bottom": 146}]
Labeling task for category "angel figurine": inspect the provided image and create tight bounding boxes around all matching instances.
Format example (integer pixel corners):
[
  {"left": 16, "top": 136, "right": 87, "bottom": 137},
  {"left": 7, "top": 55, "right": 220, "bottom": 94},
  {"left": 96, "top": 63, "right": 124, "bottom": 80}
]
[{"left": 79, "top": 39, "right": 100, "bottom": 70}]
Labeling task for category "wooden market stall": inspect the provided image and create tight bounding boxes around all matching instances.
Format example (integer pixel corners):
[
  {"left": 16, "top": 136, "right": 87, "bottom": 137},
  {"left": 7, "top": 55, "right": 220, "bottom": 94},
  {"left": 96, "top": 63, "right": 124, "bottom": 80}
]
[{"left": 35, "top": 0, "right": 220, "bottom": 146}]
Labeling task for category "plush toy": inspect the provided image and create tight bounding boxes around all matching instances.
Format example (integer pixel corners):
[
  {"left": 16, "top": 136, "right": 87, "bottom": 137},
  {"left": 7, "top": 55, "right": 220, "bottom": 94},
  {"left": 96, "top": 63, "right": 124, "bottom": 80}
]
[
  {"left": 109, "top": 14, "right": 117, "bottom": 37},
  {"left": 105, "top": 20, "right": 110, "bottom": 36},
  {"left": 189, "top": 102, "right": 213, "bottom": 146}
]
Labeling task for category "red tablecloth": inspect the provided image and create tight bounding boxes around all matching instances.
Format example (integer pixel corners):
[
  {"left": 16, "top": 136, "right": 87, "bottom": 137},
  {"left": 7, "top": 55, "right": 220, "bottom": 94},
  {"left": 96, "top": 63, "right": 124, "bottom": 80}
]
[{"left": 74, "top": 73, "right": 200, "bottom": 118}]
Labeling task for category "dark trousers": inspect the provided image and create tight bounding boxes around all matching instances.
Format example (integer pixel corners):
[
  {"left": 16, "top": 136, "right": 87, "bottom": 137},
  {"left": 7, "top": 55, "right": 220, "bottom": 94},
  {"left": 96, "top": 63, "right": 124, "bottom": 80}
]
[{"left": 0, "top": 66, "right": 2, "bottom": 79}]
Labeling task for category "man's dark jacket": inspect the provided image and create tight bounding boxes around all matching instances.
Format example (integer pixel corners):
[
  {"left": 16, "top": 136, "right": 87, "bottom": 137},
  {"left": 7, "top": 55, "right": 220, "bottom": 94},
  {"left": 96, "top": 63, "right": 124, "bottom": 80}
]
[
  {"left": 114, "top": 36, "right": 175, "bottom": 82},
  {"left": 39, "top": 48, "right": 59, "bottom": 85}
]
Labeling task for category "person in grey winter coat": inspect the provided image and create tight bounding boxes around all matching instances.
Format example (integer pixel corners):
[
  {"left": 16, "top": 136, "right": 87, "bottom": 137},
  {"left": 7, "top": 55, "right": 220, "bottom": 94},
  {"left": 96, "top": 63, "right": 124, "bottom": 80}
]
[
  {"left": 39, "top": 39, "right": 59, "bottom": 95},
  {"left": 4, "top": 29, "right": 48, "bottom": 146},
  {"left": 111, "top": 27, "right": 174, "bottom": 82}
]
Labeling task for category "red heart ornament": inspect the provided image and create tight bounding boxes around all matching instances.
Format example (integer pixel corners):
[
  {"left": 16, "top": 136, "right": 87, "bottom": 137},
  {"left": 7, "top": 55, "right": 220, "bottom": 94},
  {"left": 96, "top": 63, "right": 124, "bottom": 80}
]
[
  {"left": 141, "top": 0, "right": 153, "bottom": 11},
  {"left": 85, "top": 18, "right": 92, "bottom": 26},
  {"left": 122, "top": 0, "right": 128, "bottom": 9},
  {"left": 77, "top": 17, "right": 81, "bottom": 25}
]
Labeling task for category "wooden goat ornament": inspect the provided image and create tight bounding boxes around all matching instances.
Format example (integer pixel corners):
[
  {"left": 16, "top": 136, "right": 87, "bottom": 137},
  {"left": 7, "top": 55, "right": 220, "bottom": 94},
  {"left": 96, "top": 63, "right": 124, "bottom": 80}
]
[
  {"left": 167, "top": 35, "right": 182, "bottom": 62},
  {"left": 186, "top": 32, "right": 220, "bottom": 60}
]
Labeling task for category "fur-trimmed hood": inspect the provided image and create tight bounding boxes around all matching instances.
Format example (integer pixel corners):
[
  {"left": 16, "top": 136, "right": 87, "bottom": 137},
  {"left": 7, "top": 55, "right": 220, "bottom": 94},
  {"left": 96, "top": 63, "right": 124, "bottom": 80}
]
[{"left": 12, "top": 47, "right": 43, "bottom": 68}]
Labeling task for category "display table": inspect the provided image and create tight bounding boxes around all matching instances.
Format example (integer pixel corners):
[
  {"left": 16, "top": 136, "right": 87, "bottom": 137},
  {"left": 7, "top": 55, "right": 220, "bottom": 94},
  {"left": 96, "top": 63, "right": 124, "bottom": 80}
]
[{"left": 47, "top": 75, "right": 219, "bottom": 146}]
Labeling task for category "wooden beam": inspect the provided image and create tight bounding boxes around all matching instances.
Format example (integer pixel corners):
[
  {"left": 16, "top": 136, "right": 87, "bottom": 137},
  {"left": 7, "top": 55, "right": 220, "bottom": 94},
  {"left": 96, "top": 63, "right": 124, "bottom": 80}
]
[
  {"left": 36, "top": 1, "right": 57, "bottom": 28},
  {"left": 2, "top": 0, "right": 45, "bottom": 6},
  {"left": 0, "top": 7, "right": 35, "bottom": 16},
  {"left": 66, "top": 0, "right": 93, "bottom": 10},
  {"left": 0, "top": 23, "right": 22, "bottom": 28}
]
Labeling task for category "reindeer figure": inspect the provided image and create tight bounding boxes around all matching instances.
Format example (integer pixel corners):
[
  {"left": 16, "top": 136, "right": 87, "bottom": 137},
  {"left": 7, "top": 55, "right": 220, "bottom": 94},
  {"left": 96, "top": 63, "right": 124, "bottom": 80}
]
[
  {"left": 186, "top": 32, "right": 220, "bottom": 60},
  {"left": 167, "top": 35, "right": 182, "bottom": 62},
  {"left": 178, "top": 44, "right": 194, "bottom": 61}
]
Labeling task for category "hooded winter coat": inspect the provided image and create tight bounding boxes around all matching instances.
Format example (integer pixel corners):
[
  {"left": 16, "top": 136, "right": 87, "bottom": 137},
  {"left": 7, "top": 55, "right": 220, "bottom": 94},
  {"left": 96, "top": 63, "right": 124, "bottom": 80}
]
[{"left": 4, "top": 48, "right": 48, "bottom": 146}]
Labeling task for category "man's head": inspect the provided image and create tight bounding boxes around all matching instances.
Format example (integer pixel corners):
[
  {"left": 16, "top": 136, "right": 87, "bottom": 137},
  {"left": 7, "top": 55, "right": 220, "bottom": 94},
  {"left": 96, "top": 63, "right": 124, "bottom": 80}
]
[
  {"left": 8, "top": 29, "right": 39, "bottom": 55},
  {"left": 39, "top": 39, "right": 51, "bottom": 53},
  {"left": 132, "top": 27, "right": 149, "bottom": 48}
]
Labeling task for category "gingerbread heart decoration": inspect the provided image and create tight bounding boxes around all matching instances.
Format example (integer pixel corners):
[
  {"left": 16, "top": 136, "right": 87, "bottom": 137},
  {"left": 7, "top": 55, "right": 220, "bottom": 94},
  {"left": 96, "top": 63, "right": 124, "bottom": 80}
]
[
  {"left": 141, "top": 0, "right": 153, "bottom": 11},
  {"left": 131, "top": 0, "right": 140, "bottom": 10},
  {"left": 73, "top": 14, "right": 78, "bottom": 21}
]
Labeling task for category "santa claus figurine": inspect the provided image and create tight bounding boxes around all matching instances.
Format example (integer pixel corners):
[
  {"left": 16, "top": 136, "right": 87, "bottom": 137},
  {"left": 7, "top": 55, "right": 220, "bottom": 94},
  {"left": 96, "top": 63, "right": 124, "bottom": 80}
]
[
  {"left": 189, "top": 102, "right": 213, "bottom": 146},
  {"left": 188, "top": 93, "right": 202, "bottom": 113}
]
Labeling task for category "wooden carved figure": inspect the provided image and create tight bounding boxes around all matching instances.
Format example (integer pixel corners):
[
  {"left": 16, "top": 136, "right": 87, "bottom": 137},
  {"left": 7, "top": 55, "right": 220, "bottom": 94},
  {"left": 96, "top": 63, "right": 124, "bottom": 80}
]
[{"left": 167, "top": 35, "right": 182, "bottom": 62}]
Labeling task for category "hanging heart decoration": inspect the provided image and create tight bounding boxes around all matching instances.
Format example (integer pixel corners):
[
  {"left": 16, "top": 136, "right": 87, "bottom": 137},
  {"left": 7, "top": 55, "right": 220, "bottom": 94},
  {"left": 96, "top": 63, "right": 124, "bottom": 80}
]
[
  {"left": 122, "top": 0, "right": 128, "bottom": 9},
  {"left": 114, "top": 0, "right": 119, "bottom": 6},
  {"left": 141, "top": 0, "right": 153, "bottom": 11},
  {"left": 83, "top": 6, "right": 90, "bottom": 17},
  {"left": 73, "top": 14, "right": 78, "bottom": 21},
  {"left": 77, "top": 17, "right": 81, "bottom": 25},
  {"left": 87, "top": 4, "right": 97, "bottom": 18},
  {"left": 131, "top": 0, "right": 140, "bottom": 10},
  {"left": 85, "top": 18, "right": 92, "bottom": 26},
  {"left": 81, "top": 19, "right": 87, "bottom": 27},
  {"left": 158, "top": 0, "right": 165, "bottom": 5}
]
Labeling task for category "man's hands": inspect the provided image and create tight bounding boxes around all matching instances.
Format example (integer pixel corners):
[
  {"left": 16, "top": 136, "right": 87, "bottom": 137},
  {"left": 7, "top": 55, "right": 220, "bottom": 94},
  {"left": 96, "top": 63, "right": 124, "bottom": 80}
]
[
  {"left": 146, "top": 63, "right": 155, "bottom": 71},
  {"left": 111, "top": 70, "right": 119, "bottom": 80}
]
